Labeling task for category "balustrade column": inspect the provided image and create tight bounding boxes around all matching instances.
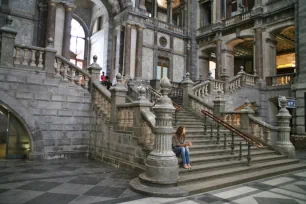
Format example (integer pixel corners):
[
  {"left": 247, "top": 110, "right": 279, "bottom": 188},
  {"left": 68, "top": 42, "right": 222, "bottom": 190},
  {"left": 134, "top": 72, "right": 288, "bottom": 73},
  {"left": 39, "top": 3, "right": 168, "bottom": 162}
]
[
  {"left": 276, "top": 97, "right": 295, "bottom": 158},
  {"left": 123, "top": 24, "right": 132, "bottom": 79},
  {"left": 62, "top": 3, "right": 75, "bottom": 59},
  {"left": 46, "top": 0, "right": 56, "bottom": 47},
  {"left": 167, "top": 0, "right": 173, "bottom": 24},
  {"left": 212, "top": 91, "right": 225, "bottom": 117},
  {"left": 135, "top": 26, "right": 143, "bottom": 78}
]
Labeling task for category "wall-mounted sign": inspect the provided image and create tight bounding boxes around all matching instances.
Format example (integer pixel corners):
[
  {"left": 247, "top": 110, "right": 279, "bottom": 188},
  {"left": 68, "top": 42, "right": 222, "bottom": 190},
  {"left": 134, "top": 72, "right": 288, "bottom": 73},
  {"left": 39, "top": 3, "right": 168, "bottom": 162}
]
[{"left": 278, "top": 96, "right": 296, "bottom": 109}]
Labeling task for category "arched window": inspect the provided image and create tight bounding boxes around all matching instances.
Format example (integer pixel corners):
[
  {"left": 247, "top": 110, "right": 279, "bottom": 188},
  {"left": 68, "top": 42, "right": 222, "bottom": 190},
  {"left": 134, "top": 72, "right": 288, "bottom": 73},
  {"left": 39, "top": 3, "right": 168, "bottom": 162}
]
[{"left": 70, "top": 19, "right": 86, "bottom": 68}]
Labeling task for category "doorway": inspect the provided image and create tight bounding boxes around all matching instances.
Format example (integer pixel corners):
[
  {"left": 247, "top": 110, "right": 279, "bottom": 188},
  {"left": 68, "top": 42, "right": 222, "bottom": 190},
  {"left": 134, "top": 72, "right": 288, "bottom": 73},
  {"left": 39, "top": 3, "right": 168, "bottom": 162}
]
[{"left": 0, "top": 105, "right": 31, "bottom": 159}]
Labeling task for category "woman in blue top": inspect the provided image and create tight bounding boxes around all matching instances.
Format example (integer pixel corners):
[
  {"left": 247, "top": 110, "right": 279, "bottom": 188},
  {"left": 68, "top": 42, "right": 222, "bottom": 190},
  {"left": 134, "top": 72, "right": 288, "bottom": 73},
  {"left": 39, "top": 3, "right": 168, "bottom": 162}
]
[{"left": 172, "top": 126, "right": 192, "bottom": 169}]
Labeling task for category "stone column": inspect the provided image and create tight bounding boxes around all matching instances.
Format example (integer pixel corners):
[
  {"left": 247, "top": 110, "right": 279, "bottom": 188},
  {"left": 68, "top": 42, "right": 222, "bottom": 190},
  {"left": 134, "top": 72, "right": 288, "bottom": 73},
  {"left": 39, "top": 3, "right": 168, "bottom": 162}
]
[
  {"left": 139, "top": 0, "right": 146, "bottom": 10},
  {"left": 135, "top": 26, "right": 143, "bottom": 79},
  {"left": 38, "top": 2, "right": 48, "bottom": 47},
  {"left": 152, "top": 0, "right": 157, "bottom": 18},
  {"left": 87, "top": 56, "right": 102, "bottom": 82},
  {"left": 263, "top": 36, "right": 277, "bottom": 77},
  {"left": 130, "top": 77, "right": 186, "bottom": 197},
  {"left": 124, "top": 24, "right": 132, "bottom": 79},
  {"left": 216, "top": 0, "right": 222, "bottom": 24},
  {"left": 216, "top": 38, "right": 222, "bottom": 79},
  {"left": 110, "top": 73, "right": 128, "bottom": 123},
  {"left": 276, "top": 96, "right": 295, "bottom": 158},
  {"left": 255, "top": 27, "right": 263, "bottom": 79},
  {"left": 62, "top": 3, "right": 75, "bottom": 59},
  {"left": 114, "top": 28, "right": 121, "bottom": 81},
  {"left": 46, "top": 0, "right": 56, "bottom": 46},
  {"left": 0, "top": 16, "right": 17, "bottom": 66},
  {"left": 167, "top": 0, "right": 173, "bottom": 24},
  {"left": 199, "top": 54, "right": 209, "bottom": 80},
  {"left": 181, "top": 72, "right": 194, "bottom": 109}
]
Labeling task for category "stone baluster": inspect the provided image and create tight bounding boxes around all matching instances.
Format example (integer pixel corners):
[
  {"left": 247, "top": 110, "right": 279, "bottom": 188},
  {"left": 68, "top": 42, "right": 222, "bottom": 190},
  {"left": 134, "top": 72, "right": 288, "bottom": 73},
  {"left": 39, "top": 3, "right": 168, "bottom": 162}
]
[
  {"left": 63, "top": 64, "right": 69, "bottom": 81},
  {"left": 276, "top": 96, "right": 295, "bottom": 158},
  {"left": 70, "top": 68, "right": 75, "bottom": 85},
  {"left": 0, "top": 16, "right": 17, "bottom": 66},
  {"left": 22, "top": 49, "right": 29, "bottom": 65},
  {"left": 55, "top": 58, "right": 61, "bottom": 77},
  {"left": 38, "top": 51, "right": 44, "bottom": 68},
  {"left": 14, "top": 47, "right": 21, "bottom": 65},
  {"left": 30, "top": 50, "right": 37, "bottom": 67},
  {"left": 131, "top": 76, "right": 182, "bottom": 197},
  {"left": 84, "top": 76, "right": 89, "bottom": 89}
]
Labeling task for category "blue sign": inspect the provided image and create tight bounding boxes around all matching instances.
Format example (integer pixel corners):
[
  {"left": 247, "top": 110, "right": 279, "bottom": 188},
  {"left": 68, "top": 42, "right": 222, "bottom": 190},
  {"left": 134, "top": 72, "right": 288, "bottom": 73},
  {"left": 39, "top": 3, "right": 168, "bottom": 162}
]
[{"left": 278, "top": 97, "right": 296, "bottom": 109}]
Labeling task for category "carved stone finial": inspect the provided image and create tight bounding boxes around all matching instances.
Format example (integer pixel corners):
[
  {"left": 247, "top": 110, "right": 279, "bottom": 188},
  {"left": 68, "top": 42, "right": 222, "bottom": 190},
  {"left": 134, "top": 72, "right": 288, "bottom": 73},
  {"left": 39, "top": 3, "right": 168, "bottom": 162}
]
[
  {"left": 160, "top": 76, "right": 171, "bottom": 96},
  {"left": 208, "top": 70, "right": 213, "bottom": 79},
  {"left": 244, "top": 99, "right": 250, "bottom": 109},
  {"left": 280, "top": 96, "right": 287, "bottom": 108},
  {"left": 185, "top": 72, "right": 190, "bottom": 80},
  {"left": 93, "top": 55, "right": 98, "bottom": 63},
  {"left": 137, "top": 84, "right": 146, "bottom": 100},
  {"left": 116, "top": 73, "right": 122, "bottom": 83},
  {"left": 240, "top": 66, "right": 245, "bottom": 72},
  {"left": 47, "top": 37, "right": 54, "bottom": 47},
  {"left": 7, "top": 15, "right": 13, "bottom": 25}
]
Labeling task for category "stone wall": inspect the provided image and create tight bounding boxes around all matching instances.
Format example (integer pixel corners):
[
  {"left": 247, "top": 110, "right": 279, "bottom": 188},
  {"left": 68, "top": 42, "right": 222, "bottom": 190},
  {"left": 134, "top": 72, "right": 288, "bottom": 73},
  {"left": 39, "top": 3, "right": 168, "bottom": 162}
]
[{"left": 0, "top": 66, "right": 91, "bottom": 160}]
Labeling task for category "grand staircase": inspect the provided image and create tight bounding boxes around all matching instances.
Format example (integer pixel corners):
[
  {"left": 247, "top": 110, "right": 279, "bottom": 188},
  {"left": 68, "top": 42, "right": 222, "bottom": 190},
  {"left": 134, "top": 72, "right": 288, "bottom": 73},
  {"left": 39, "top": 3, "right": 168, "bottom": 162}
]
[{"left": 173, "top": 108, "right": 306, "bottom": 195}]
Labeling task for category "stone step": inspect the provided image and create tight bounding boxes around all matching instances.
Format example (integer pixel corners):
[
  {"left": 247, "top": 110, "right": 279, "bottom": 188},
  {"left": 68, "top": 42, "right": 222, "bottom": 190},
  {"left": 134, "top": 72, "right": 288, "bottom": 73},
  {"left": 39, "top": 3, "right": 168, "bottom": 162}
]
[
  {"left": 179, "top": 154, "right": 289, "bottom": 175},
  {"left": 187, "top": 137, "right": 244, "bottom": 143},
  {"left": 178, "top": 162, "right": 306, "bottom": 195},
  {"left": 189, "top": 146, "right": 270, "bottom": 157},
  {"left": 189, "top": 150, "right": 276, "bottom": 165}
]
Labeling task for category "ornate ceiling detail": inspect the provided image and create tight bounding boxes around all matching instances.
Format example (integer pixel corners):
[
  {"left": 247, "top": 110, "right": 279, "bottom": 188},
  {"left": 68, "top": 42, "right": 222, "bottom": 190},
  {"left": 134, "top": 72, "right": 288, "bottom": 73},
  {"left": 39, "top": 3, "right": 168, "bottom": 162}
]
[{"left": 157, "top": 0, "right": 181, "bottom": 9}]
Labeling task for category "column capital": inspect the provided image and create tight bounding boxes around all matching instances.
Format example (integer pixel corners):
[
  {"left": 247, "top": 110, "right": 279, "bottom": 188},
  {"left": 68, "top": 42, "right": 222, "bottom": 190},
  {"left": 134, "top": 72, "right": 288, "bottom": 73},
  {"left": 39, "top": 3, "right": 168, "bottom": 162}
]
[
  {"left": 63, "top": 2, "right": 76, "bottom": 11},
  {"left": 48, "top": 0, "right": 57, "bottom": 6}
]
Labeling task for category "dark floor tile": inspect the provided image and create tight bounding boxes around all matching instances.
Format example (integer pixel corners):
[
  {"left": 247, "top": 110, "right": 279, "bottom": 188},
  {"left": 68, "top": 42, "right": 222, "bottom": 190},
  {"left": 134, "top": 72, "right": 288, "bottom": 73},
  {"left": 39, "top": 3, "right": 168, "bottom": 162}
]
[
  {"left": 0, "top": 188, "right": 9, "bottom": 194},
  {"left": 254, "top": 197, "right": 299, "bottom": 204},
  {"left": 190, "top": 194, "right": 229, "bottom": 204},
  {"left": 92, "top": 195, "right": 146, "bottom": 204},
  {"left": 56, "top": 166, "right": 79, "bottom": 171},
  {"left": 68, "top": 176, "right": 105, "bottom": 185},
  {"left": 84, "top": 186, "right": 110, "bottom": 196},
  {"left": 110, "top": 172, "right": 138, "bottom": 179},
  {"left": 17, "top": 181, "right": 62, "bottom": 191},
  {"left": 246, "top": 182, "right": 274, "bottom": 191},
  {"left": 21, "top": 169, "right": 48, "bottom": 174},
  {"left": 23, "top": 192, "right": 78, "bottom": 204},
  {"left": 102, "top": 187, "right": 126, "bottom": 198}
]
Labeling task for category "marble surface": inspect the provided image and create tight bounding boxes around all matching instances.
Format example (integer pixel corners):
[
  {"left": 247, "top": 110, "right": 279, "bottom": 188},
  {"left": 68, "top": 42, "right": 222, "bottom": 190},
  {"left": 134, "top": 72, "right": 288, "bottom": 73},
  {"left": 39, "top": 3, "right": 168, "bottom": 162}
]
[{"left": 142, "top": 47, "right": 154, "bottom": 80}]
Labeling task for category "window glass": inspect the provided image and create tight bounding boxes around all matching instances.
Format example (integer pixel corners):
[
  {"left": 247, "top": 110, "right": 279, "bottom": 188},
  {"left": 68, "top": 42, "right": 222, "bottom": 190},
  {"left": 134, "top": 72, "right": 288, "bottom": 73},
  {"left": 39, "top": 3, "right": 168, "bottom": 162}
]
[
  {"left": 70, "top": 19, "right": 85, "bottom": 68},
  {"left": 157, "top": 66, "right": 161, "bottom": 80},
  {"left": 163, "top": 67, "right": 168, "bottom": 78}
]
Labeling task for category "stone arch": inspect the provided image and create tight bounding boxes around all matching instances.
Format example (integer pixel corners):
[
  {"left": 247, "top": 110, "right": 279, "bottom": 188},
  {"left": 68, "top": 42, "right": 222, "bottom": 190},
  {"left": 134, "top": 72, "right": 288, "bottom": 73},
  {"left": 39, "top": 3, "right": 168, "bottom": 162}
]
[
  {"left": 72, "top": 14, "right": 90, "bottom": 38},
  {"left": 265, "top": 19, "right": 295, "bottom": 36},
  {"left": 223, "top": 29, "right": 255, "bottom": 50},
  {"left": 0, "top": 89, "right": 44, "bottom": 160}
]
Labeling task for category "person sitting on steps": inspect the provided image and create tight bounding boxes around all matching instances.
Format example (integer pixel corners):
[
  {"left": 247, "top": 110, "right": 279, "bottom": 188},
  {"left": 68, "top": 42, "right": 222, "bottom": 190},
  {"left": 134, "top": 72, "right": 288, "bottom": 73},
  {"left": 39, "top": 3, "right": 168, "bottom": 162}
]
[{"left": 172, "top": 126, "right": 192, "bottom": 169}]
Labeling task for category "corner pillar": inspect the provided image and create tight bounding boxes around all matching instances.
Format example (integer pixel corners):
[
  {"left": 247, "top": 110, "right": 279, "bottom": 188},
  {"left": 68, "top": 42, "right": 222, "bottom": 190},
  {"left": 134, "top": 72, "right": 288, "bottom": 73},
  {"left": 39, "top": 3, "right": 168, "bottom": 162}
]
[
  {"left": 87, "top": 56, "right": 102, "bottom": 82},
  {"left": 135, "top": 26, "right": 143, "bottom": 78},
  {"left": 46, "top": 0, "right": 56, "bottom": 46},
  {"left": 124, "top": 24, "right": 132, "bottom": 79},
  {"left": 0, "top": 16, "right": 17, "bottom": 66},
  {"left": 181, "top": 72, "right": 194, "bottom": 109}
]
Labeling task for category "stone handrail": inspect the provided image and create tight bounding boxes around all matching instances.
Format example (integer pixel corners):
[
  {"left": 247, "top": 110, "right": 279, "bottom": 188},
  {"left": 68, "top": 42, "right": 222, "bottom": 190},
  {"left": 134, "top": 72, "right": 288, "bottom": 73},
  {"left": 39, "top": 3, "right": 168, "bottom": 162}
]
[
  {"left": 189, "top": 93, "right": 213, "bottom": 113},
  {"left": 249, "top": 115, "right": 278, "bottom": 144},
  {"left": 223, "top": 11, "right": 251, "bottom": 27},
  {"left": 117, "top": 103, "right": 134, "bottom": 130},
  {"left": 266, "top": 73, "right": 295, "bottom": 87},
  {"left": 192, "top": 79, "right": 225, "bottom": 97},
  {"left": 222, "top": 111, "right": 241, "bottom": 128},
  {"left": 14, "top": 44, "right": 45, "bottom": 69},
  {"left": 145, "top": 17, "right": 185, "bottom": 35},
  {"left": 140, "top": 108, "right": 156, "bottom": 150},
  {"left": 228, "top": 72, "right": 257, "bottom": 93},
  {"left": 92, "top": 82, "right": 111, "bottom": 120}
]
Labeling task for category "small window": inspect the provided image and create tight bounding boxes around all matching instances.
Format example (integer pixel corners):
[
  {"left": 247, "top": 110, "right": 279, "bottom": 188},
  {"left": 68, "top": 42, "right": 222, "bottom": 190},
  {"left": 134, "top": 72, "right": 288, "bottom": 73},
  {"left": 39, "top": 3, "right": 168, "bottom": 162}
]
[
  {"left": 156, "top": 65, "right": 168, "bottom": 80},
  {"left": 70, "top": 19, "right": 85, "bottom": 68}
]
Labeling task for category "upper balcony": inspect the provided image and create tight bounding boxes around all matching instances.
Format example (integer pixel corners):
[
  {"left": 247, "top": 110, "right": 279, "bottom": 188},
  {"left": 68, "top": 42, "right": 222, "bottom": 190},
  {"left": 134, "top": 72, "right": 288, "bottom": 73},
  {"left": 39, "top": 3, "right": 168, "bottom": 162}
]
[{"left": 145, "top": 17, "right": 187, "bottom": 36}]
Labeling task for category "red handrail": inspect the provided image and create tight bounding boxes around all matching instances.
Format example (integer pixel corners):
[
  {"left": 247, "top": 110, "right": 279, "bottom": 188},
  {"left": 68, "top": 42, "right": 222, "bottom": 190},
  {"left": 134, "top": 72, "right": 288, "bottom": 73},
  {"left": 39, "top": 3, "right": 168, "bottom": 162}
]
[{"left": 201, "top": 110, "right": 264, "bottom": 148}]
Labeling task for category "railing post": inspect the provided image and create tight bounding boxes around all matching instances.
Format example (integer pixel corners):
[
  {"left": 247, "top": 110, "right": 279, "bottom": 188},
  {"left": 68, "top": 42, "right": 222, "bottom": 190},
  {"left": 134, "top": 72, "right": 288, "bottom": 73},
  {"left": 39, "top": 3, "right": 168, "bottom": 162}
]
[
  {"left": 0, "top": 16, "right": 17, "bottom": 66},
  {"left": 276, "top": 96, "right": 295, "bottom": 158},
  {"left": 239, "top": 142, "right": 242, "bottom": 160},
  {"left": 181, "top": 72, "right": 194, "bottom": 109},
  {"left": 247, "top": 143, "right": 251, "bottom": 166},
  {"left": 216, "top": 123, "right": 220, "bottom": 144},
  {"left": 87, "top": 55, "right": 102, "bottom": 82},
  {"left": 239, "top": 99, "right": 254, "bottom": 135},
  {"left": 110, "top": 73, "right": 128, "bottom": 125},
  {"left": 224, "top": 133, "right": 227, "bottom": 149},
  {"left": 231, "top": 131, "right": 235, "bottom": 154},
  {"left": 212, "top": 90, "right": 225, "bottom": 117},
  {"left": 44, "top": 38, "right": 57, "bottom": 75}
]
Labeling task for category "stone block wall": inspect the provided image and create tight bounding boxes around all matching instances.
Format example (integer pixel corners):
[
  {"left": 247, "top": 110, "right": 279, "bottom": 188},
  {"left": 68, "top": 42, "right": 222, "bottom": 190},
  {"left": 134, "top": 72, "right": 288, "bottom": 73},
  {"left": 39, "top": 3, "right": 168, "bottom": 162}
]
[{"left": 0, "top": 66, "right": 91, "bottom": 160}]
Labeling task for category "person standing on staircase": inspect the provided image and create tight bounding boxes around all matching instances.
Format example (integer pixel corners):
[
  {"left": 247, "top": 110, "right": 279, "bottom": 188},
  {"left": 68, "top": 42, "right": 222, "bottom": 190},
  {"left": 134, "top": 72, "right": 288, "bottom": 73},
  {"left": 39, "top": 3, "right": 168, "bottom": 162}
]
[{"left": 172, "top": 126, "right": 192, "bottom": 169}]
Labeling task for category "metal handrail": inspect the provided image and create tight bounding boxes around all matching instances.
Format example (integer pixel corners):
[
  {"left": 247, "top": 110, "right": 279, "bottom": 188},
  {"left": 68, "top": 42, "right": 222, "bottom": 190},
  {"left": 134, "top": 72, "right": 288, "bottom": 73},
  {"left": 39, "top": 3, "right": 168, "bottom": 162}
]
[{"left": 201, "top": 110, "right": 264, "bottom": 148}]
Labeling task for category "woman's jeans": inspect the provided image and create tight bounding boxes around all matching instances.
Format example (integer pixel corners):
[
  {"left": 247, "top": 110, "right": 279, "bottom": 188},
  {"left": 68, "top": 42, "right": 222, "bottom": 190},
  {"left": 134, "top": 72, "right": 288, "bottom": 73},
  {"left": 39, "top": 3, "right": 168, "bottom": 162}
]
[{"left": 173, "top": 146, "right": 190, "bottom": 166}]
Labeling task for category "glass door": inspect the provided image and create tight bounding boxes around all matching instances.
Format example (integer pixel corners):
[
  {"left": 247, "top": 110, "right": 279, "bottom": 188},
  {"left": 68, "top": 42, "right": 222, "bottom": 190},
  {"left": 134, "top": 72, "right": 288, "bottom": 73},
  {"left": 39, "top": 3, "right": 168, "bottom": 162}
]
[{"left": 156, "top": 65, "right": 168, "bottom": 80}]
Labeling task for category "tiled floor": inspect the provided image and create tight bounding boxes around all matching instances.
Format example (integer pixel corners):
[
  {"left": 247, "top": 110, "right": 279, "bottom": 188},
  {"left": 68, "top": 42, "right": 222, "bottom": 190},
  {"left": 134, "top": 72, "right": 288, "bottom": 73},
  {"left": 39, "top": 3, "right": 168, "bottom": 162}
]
[{"left": 0, "top": 151, "right": 305, "bottom": 204}]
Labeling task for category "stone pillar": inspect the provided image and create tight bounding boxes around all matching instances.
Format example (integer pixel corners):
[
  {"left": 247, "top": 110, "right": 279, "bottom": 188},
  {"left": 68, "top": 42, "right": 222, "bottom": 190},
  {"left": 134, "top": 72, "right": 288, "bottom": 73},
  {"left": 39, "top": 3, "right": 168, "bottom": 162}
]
[
  {"left": 38, "top": 2, "right": 48, "bottom": 47},
  {"left": 62, "top": 3, "right": 75, "bottom": 59},
  {"left": 44, "top": 38, "right": 57, "bottom": 75},
  {"left": 181, "top": 72, "right": 194, "bottom": 108},
  {"left": 255, "top": 26, "right": 263, "bottom": 79},
  {"left": 216, "top": 0, "right": 222, "bottom": 24},
  {"left": 222, "top": 49, "right": 234, "bottom": 78},
  {"left": 276, "top": 96, "right": 295, "bottom": 158},
  {"left": 212, "top": 91, "right": 225, "bottom": 117},
  {"left": 87, "top": 56, "right": 102, "bottom": 82},
  {"left": 124, "top": 24, "right": 132, "bottom": 79},
  {"left": 130, "top": 77, "right": 186, "bottom": 197},
  {"left": 167, "top": 0, "right": 173, "bottom": 24},
  {"left": 110, "top": 73, "right": 128, "bottom": 123},
  {"left": 262, "top": 36, "right": 277, "bottom": 77},
  {"left": 239, "top": 99, "right": 255, "bottom": 135},
  {"left": 139, "top": 0, "right": 146, "bottom": 10},
  {"left": 199, "top": 55, "right": 209, "bottom": 80},
  {"left": 216, "top": 38, "right": 222, "bottom": 79},
  {"left": 46, "top": 0, "right": 56, "bottom": 46},
  {"left": 113, "top": 28, "right": 121, "bottom": 81},
  {"left": 152, "top": 0, "right": 157, "bottom": 18},
  {"left": 0, "top": 16, "right": 17, "bottom": 66},
  {"left": 135, "top": 26, "right": 143, "bottom": 78}
]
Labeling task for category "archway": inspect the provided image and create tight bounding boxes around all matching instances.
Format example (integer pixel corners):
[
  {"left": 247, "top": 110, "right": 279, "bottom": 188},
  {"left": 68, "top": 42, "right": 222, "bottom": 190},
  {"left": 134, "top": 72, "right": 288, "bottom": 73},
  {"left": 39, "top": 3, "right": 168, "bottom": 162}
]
[{"left": 198, "top": 45, "right": 217, "bottom": 80}]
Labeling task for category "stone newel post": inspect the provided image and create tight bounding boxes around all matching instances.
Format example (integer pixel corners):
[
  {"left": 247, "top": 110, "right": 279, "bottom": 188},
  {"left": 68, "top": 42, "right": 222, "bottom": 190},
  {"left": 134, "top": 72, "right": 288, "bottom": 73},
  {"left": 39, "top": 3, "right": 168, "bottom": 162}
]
[
  {"left": 44, "top": 38, "right": 57, "bottom": 75},
  {"left": 276, "top": 96, "right": 295, "bottom": 158},
  {"left": 212, "top": 90, "right": 225, "bottom": 117},
  {"left": 87, "top": 56, "right": 101, "bottom": 82},
  {"left": 0, "top": 16, "right": 17, "bottom": 66},
  {"left": 110, "top": 73, "right": 128, "bottom": 123},
  {"left": 182, "top": 72, "right": 194, "bottom": 108},
  {"left": 239, "top": 99, "right": 254, "bottom": 135},
  {"left": 130, "top": 77, "right": 186, "bottom": 197}
]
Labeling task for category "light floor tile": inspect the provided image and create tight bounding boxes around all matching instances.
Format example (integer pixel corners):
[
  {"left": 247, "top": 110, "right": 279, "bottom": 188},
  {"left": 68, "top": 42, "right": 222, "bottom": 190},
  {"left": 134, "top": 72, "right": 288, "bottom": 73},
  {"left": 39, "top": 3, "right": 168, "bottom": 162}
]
[
  {"left": 68, "top": 195, "right": 114, "bottom": 204},
  {"left": 271, "top": 188, "right": 306, "bottom": 200},
  {"left": 214, "top": 186, "right": 258, "bottom": 199},
  {"left": 0, "top": 181, "right": 31, "bottom": 189},
  {"left": 0, "top": 189, "right": 44, "bottom": 204},
  {"left": 176, "top": 200, "right": 199, "bottom": 204},
  {"left": 262, "top": 177, "right": 294, "bottom": 186},
  {"left": 278, "top": 183, "right": 306, "bottom": 195},
  {"left": 121, "top": 197, "right": 181, "bottom": 204},
  {"left": 295, "top": 172, "right": 306, "bottom": 178},
  {"left": 48, "top": 183, "right": 95, "bottom": 195}
]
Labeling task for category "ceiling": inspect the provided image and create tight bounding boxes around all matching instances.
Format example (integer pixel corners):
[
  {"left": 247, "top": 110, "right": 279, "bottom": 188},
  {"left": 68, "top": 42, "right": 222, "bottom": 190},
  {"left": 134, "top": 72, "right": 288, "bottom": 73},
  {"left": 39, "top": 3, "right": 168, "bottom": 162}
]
[{"left": 157, "top": 0, "right": 181, "bottom": 9}]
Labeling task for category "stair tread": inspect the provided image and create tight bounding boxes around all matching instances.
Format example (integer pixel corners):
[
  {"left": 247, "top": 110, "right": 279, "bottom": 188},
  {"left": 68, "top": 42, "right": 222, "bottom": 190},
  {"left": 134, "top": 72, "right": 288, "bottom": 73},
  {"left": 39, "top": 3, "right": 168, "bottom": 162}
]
[
  {"left": 189, "top": 146, "right": 269, "bottom": 155},
  {"left": 179, "top": 154, "right": 288, "bottom": 173},
  {"left": 179, "top": 163, "right": 306, "bottom": 194},
  {"left": 179, "top": 159, "right": 301, "bottom": 183},
  {"left": 190, "top": 150, "right": 277, "bottom": 162}
]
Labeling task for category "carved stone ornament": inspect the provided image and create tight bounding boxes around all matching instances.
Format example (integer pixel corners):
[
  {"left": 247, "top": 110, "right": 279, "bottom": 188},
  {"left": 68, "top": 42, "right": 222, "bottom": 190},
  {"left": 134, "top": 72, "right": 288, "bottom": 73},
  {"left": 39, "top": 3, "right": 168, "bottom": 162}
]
[{"left": 159, "top": 36, "right": 167, "bottom": 47}]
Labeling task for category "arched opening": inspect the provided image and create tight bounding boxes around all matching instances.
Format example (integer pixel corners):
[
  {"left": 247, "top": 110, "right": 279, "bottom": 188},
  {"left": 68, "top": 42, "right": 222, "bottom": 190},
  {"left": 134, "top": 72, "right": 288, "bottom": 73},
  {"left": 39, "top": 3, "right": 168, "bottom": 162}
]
[
  {"left": 233, "top": 39, "right": 254, "bottom": 75},
  {"left": 70, "top": 18, "right": 86, "bottom": 68},
  {"left": 199, "top": 48, "right": 217, "bottom": 80},
  {"left": 0, "top": 105, "right": 31, "bottom": 159}
]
